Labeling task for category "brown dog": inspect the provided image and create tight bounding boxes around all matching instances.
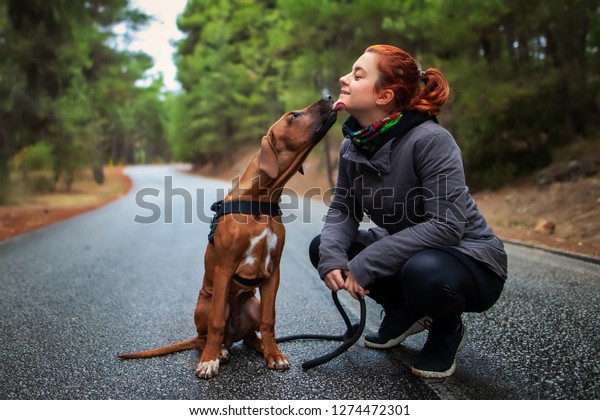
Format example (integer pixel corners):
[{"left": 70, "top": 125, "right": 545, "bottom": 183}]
[{"left": 119, "top": 97, "right": 337, "bottom": 378}]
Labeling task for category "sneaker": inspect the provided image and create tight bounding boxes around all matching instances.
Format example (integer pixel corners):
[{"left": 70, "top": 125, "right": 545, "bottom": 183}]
[
  {"left": 364, "top": 310, "right": 432, "bottom": 349},
  {"left": 411, "top": 322, "right": 468, "bottom": 378}
]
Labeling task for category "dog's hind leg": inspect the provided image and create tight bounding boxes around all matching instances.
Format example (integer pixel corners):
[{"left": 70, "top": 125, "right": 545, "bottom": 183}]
[
  {"left": 243, "top": 332, "right": 263, "bottom": 354},
  {"left": 227, "top": 293, "right": 262, "bottom": 353},
  {"left": 223, "top": 293, "right": 262, "bottom": 353}
]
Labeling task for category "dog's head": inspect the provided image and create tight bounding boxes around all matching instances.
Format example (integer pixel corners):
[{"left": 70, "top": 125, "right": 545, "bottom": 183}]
[{"left": 258, "top": 96, "right": 337, "bottom": 179}]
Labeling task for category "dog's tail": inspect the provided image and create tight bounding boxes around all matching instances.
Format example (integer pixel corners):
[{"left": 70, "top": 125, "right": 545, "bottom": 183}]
[{"left": 118, "top": 337, "right": 200, "bottom": 359}]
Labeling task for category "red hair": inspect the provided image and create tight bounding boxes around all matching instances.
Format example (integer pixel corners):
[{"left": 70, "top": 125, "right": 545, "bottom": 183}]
[{"left": 365, "top": 45, "right": 450, "bottom": 115}]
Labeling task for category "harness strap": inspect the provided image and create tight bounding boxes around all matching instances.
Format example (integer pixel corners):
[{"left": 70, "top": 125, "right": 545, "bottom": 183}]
[
  {"left": 232, "top": 274, "right": 264, "bottom": 287},
  {"left": 208, "top": 199, "right": 282, "bottom": 245}
]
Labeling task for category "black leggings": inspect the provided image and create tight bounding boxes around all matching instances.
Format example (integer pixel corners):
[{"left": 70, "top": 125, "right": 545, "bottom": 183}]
[{"left": 309, "top": 235, "right": 504, "bottom": 330}]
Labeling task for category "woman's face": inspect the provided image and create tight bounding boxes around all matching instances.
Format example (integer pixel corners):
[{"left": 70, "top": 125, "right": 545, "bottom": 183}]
[{"left": 336, "top": 52, "right": 383, "bottom": 116}]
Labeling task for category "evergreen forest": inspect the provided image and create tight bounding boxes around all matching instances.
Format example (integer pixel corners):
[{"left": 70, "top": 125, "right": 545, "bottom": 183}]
[{"left": 1, "top": 0, "right": 598, "bottom": 203}]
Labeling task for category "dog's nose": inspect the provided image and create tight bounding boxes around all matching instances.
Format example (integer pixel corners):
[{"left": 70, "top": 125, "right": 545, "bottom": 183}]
[{"left": 323, "top": 95, "right": 333, "bottom": 102}]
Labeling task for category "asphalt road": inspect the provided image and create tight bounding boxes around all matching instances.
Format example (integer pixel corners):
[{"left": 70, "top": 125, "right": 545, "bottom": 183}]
[{"left": 0, "top": 165, "right": 598, "bottom": 400}]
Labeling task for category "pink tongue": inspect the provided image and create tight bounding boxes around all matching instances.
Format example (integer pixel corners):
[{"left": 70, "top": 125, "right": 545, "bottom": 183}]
[{"left": 333, "top": 102, "right": 346, "bottom": 112}]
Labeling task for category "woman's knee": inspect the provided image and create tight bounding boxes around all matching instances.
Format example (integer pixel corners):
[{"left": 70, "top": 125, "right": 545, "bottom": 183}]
[
  {"left": 401, "top": 250, "right": 453, "bottom": 295},
  {"left": 401, "top": 250, "right": 473, "bottom": 316}
]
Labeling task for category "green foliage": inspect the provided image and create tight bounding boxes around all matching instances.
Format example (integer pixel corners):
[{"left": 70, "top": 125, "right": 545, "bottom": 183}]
[
  {"left": 14, "top": 142, "right": 56, "bottom": 193},
  {"left": 0, "top": 0, "right": 169, "bottom": 202},
  {"left": 17, "top": 142, "right": 55, "bottom": 173},
  {"left": 170, "top": 0, "right": 398, "bottom": 166},
  {"left": 171, "top": 0, "right": 600, "bottom": 190},
  {"left": 1, "top": 0, "right": 598, "bottom": 198},
  {"left": 403, "top": 0, "right": 600, "bottom": 189}
]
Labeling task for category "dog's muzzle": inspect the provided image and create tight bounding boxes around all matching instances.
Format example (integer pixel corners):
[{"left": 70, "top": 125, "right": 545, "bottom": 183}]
[{"left": 313, "top": 96, "right": 337, "bottom": 142}]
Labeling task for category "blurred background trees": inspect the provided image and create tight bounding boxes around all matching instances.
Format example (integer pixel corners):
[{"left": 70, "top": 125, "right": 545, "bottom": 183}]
[
  {"left": 1, "top": 0, "right": 598, "bottom": 203},
  {"left": 0, "top": 0, "right": 169, "bottom": 202},
  {"left": 172, "top": 0, "right": 599, "bottom": 189}
]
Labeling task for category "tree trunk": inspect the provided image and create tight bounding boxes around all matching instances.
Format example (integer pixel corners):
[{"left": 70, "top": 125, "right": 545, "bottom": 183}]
[
  {"left": 543, "top": 3, "right": 590, "bottom": 141},
  {"left": 0, "top": 154, "right": 10, "bottom": 204}
]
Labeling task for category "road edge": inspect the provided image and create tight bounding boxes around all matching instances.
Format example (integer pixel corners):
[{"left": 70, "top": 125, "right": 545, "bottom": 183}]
[{"left": 502, "top": 238, "right": 600, "bottom": 265}]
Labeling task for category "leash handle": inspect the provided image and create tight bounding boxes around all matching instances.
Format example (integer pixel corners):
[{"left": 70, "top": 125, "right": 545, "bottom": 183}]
[
  {"left": 331, "top": 290, "right": 353, "bottom": 332},
  {"left": 301, "top": 291, "right": 366, "bottom": 370}
]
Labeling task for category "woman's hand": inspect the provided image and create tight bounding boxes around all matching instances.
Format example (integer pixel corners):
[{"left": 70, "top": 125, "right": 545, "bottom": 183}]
[
  {"left": 324, "top": 269, "right": 368, "bottom": 300},
  {"left": 344, "top": 272, "right": 369, "bottom": 300},
  {"left": 323, "top": 269, "right": 347, "bottom": 292}
]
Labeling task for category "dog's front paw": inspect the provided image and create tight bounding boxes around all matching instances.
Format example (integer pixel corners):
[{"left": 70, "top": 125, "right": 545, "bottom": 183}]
[
  {"left": 266, "top": 354, "right": 290, "bottom": 371},
  {"left": 196, "top": 359, "right": 220, "bottom": 379}
]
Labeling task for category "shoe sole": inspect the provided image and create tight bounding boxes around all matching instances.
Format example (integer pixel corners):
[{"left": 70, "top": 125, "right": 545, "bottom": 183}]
[
  {"left": 411, "top": 361, "right": 457, "bottom": 379},
  {"left": 410, "top": 325, "right": 468, "bottom": 379},
  {"left": 364, "top": 317, "right": 431, "bottom": 349}
]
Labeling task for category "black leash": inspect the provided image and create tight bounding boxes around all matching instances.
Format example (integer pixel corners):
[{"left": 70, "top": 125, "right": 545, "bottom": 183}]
[{"left": 276, "top": 291, "right": 366, "bottom": 370}]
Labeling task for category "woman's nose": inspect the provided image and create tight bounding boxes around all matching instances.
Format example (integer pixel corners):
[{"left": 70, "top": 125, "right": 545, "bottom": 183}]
[{"left": 339, "top": 73, "right": 350, "bottom": 86}]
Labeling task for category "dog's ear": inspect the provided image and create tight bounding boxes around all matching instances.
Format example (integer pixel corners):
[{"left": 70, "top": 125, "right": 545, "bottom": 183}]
[
  {"left": 298, "top": 166, "right": 304, "bottom": 175},
  {"left": 259, "top": 133, "right": 279, "bottom": 179}
]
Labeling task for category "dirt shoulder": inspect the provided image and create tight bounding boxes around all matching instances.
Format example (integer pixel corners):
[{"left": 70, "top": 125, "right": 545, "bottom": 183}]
[
  {"left": 473, "top": 176, "right": 600, "bottom": 260},
  {"left": 0, "top": 167, "right": 132, "bottom": 241}
]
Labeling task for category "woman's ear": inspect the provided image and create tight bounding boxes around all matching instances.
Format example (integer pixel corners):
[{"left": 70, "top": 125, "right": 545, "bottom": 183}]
[{"left": 375, "top": 89, "right": 395, "bottom": 107}]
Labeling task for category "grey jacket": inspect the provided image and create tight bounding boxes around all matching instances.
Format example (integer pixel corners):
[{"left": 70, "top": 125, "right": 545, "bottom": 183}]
[{"left": 318, "top": 120, "right": 508, "bottom": 288}]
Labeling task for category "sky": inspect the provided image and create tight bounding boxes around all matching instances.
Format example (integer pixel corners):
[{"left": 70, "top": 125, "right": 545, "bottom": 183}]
[{"left": 116, "top": 0, "right": 189, "bottom": 91}]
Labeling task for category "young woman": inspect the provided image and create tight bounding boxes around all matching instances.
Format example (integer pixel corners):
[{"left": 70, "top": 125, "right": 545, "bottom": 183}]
[{"left": 309, "top": 45, "right": 507, "bottom": 378}]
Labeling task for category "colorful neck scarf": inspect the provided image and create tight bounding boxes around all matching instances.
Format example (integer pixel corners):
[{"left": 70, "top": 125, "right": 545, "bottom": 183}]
[{"left": 346, "top": 112, "right": 403, "bottom": 154}]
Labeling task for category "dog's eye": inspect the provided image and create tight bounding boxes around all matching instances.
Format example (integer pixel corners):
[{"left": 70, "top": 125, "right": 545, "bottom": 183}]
[{"left": 289, "top": 112, "right": 301, "bottom": 121}]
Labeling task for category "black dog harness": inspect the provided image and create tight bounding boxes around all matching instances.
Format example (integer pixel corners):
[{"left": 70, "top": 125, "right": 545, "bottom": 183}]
[
  {"left": 208, "top": 199, "right": 282, "bottom": 287},
  {"left": 208, "top": 199, "right": 283, "bottom": 245}
]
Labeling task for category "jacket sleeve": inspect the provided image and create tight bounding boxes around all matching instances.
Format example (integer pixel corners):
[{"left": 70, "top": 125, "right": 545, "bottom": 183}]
[
  {"left": 347, "top": 131, "right": 468, "bottom": 288},
  {"left": 317, "top": 140, "right": 362, "bottom": 279}
]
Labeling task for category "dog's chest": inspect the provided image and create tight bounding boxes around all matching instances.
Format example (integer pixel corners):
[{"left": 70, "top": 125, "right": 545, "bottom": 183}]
[{"left": 240, "top": 227, "right": 279, "bottom": 274}]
